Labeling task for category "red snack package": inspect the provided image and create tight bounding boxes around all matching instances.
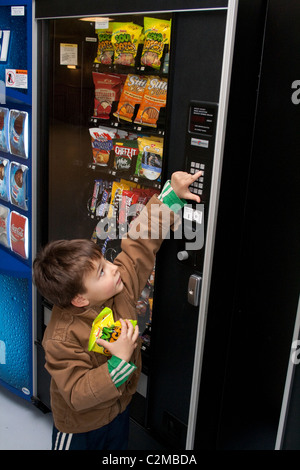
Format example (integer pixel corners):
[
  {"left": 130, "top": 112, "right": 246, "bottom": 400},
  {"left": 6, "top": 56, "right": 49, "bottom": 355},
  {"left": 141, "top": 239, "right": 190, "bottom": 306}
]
[
  {"left": 93, "top": 72, "right": 125, "bottom": 119},
  {"left": 118, "top": 189, "right": 140, "bottom": 226}
]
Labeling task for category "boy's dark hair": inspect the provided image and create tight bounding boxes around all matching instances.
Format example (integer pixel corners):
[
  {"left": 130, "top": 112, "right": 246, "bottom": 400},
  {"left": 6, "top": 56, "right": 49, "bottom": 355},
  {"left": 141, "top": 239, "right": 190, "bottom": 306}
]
[{"left": 33, "top": 239, "right": 103, "bottom": 308}]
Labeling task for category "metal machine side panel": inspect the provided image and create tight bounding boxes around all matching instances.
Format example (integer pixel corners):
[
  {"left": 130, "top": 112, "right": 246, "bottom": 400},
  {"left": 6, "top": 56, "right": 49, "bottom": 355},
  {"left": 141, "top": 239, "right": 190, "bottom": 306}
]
[{"left": 185, "top": 0, "right": 239, "bottom": 450}]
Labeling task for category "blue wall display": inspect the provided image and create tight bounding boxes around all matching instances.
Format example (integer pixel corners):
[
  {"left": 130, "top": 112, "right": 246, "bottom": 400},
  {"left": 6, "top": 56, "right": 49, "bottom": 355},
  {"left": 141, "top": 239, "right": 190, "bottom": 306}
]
[{"left": 0, "top": 0, "right": 34, "bottom": 402}]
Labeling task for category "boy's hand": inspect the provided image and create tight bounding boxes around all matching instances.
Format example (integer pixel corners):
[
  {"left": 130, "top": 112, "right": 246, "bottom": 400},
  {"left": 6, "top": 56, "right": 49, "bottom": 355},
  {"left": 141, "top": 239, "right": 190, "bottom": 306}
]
[
  {"left": 96, "top": 319, "right": 139, "bottom": 363},
  {"left": 171, "top": 171, "right": 203, "bottom": 203}
]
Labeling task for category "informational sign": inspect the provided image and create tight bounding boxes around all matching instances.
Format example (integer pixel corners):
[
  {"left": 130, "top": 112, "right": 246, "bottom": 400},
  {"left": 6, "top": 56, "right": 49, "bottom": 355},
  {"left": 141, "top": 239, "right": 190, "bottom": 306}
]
[
  {"left": 5, "top": 69, "right": 28, "bottom": 89},
  {"left": 60, "top": 43, "right": 78, "bottom": 66}
]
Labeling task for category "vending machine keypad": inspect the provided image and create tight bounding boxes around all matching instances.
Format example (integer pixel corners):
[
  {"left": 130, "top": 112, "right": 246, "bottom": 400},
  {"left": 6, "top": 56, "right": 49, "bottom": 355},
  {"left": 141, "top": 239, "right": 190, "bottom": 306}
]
[
  {"left": 178, "top": 101, "right": 218, "bottom": 271},
  {"left": 185, "top": 102, "right": 217, "bottom": 205},
  {"left": 189, "top": 161, "right": 205, "bottom": 196}
]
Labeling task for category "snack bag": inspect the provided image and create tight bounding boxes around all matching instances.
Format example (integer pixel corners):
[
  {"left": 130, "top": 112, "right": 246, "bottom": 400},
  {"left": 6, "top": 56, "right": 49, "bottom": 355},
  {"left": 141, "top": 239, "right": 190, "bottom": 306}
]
[
  {"left": 95, "top": 181, "right": 112, "bottom": 218},
  {"left": 113, "top": 74, "right": 148, "bottom": 122},
  {"left": 88, "top": 307, "right": 137, "bottom": 355},
  {"left": 107, "top": 180, "right": 131, "bottom": 218},
  {"left": 94, "top": 28, "right": 114, "bottom": 65},
  {"left": 90, "top": 179, "right": 103, "bottom": 215},
  {"left": 118, "top": 188, "right": 140, "bottom": 227},
  {"left": 92, "top": 72, "right": 125, "bottom": 119},
  {"left": 112, "top": 139, "right": 139, "bottom": 172},
  {"left": 141, "top": 17, "right": 171, "bottom": 69},
  {"left": 134, "top": 76, "right": 167, "bottom": 127},
  {"left": 89, "top": 127, "right": 116, "bottom": 165},
  {"left": 111, "top": 22, "right": 143, "bottom": 66},
  {"left": 135, "top": 136, "right": 163, "bottom": 181}
]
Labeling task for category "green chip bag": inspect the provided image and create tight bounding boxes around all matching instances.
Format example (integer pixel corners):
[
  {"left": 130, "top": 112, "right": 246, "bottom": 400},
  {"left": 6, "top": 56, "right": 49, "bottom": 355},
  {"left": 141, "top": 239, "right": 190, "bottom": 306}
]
[{"left": 88, "top": 307, "right": 137, "bottom": 355}]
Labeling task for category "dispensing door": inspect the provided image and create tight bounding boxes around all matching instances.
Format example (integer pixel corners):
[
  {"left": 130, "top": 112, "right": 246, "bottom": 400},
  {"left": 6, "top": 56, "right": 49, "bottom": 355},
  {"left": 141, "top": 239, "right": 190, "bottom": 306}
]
[{"left": 146, "top": 1, "right": 238, "bottom": 449}]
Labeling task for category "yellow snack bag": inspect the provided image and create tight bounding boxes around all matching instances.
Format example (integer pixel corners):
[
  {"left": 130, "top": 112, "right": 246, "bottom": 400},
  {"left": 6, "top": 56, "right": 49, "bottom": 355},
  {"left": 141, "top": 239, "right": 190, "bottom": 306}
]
[
  {"left": 111, "top": 22, "right": 143, "bottom": 66},
  {"left": 107, "top": 180, "right": 131, "bottom": 218},
  {"left": 135, "top": 136, "right": 163, "bottom": 180},
  {"left": 141, "top": 17, "right": 171, "bottom": 69},
  {"left": 88, "top": 307, "right": 137, "bottom": 355},
  {"left": 94, "top": 27, "right": 114, "bottom": 65}
]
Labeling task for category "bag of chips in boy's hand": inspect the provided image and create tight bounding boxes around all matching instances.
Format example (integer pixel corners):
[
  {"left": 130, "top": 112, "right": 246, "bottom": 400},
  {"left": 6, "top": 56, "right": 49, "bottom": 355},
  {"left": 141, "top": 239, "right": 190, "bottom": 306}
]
[{"left": 88, "top": 307, "right": 137, "bottom": 355}]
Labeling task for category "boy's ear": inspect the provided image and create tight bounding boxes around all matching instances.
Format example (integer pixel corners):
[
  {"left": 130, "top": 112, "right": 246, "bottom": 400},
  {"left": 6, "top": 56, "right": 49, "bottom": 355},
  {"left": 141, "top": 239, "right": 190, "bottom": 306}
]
[{"left": 71, "top": 294, "right": 89, "bottom": 308}]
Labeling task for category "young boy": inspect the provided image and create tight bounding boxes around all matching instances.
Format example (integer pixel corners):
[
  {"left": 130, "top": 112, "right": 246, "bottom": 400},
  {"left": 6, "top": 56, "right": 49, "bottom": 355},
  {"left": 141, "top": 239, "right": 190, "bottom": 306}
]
[{"left": 33, "top": 170, "right": 202, "bottom": 450}]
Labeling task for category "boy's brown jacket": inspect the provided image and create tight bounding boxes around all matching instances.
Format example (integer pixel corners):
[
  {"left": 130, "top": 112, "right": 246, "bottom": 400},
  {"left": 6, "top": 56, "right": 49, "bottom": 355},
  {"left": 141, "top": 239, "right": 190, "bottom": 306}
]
[{"left": 42, "top": 196, "right": 176, "bottom": 433}]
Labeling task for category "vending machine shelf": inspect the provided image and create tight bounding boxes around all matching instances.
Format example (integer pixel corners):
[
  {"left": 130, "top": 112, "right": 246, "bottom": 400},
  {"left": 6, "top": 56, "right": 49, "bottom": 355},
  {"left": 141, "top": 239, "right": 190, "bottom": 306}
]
[{"left": 92, "top": 42, "right": 169, "bottom": 77}]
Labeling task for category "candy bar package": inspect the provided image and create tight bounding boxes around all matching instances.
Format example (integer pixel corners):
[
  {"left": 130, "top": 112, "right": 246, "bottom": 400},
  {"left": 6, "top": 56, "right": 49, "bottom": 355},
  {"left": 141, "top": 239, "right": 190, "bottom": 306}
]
[
  {"left": 0, "top": 157, "right": 10, "bottom": 202},
  {"left": 88, "top": 307, "right": 137, "bottom": 355},
  {"left": 92, "top": 72, "right": 125, "bottom": 119},
  {"left": 118, "top": 188, "right": 140, "bottom": 228},
  {"left": 112, "top": 138, "right": 139, "bottom": 172},
  {"left": 0, "top": 204, "right": 10, "bottom": 248},
  {"left": 94, "top": 27, "right": 114, "bottom": 65},
  {"left": 89, "top": 126, "right": 116, "bottom": 165},
  {"left": 119, "top": 187, "right": 159, "bottom": 230},
  {"left": 141, "top": 17, "right": 171, "bottom": 70},
  {"left": 111, "top": 22, "right": 143, "bottom": 67},
  {"left": 0, "top": 107, "right": 10, "bottom": 153},
  {"left": 9, "top": 162, "right": 28, "bottom": 210},
  {"left": 135, "top": 136, "right": 163, "bottom": 181},
  {"left": 113, "top": 74, "right": 148, "bottom": 122},
  {"left": 134, "top": 76, "right": 167, "bottom": 127},
  {"left": 9, "top": 110, "right": 28, "bottom": 159},
  {"left": 10, "top": 211, "right": 29, "bottom": 259},
  {"left": 90, "top": 179, "right": 103, "bottom": 216},
  {"left": 89, "top": 179, "right": 112, "bottom": 218},
  {"left": 107, "top": 180, "right": 131, "bottom": 219}
]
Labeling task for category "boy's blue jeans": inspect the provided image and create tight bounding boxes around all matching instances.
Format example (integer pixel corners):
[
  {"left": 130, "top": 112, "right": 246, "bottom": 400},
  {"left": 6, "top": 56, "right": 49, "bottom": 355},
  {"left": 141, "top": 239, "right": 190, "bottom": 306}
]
[{"left": 52, "top": 406, "right": 130, "bottom": 450}]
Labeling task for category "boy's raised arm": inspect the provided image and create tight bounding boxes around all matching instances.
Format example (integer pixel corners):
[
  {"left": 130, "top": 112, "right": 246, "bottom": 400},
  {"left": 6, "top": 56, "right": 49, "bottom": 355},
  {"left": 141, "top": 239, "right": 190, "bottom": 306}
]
[{"left": 114, "top": 170, "right": 203, "bottom": 305}]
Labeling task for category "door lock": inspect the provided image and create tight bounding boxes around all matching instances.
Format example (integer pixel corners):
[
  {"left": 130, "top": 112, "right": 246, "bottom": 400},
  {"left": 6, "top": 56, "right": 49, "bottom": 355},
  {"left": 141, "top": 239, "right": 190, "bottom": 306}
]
[{"left": 188, "top": 274, "right": 202, "bottom": 306}]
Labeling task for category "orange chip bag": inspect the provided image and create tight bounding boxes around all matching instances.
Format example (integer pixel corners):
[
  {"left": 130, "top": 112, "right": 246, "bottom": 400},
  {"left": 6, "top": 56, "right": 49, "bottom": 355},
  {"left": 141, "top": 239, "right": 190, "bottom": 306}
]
[
  {"left": 134, "top": 76, "right": 167, "bottom": 127},
  {"left": 113, "top": 74, "right": 148, "bottom": 122}
]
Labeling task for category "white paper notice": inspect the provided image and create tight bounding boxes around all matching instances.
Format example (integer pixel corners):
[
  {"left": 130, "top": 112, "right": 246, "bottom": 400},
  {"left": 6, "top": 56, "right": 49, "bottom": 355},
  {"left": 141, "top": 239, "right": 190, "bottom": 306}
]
[{"left": 60, "top": 43, "right": 78, "bottom": 66}]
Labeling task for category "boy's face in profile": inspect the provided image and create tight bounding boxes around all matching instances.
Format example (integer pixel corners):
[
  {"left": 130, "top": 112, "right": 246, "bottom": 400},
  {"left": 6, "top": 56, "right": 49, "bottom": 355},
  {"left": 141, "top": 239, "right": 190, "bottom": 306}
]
[{"left": 73, "top": 258, "right": 124, "bottom": 308}]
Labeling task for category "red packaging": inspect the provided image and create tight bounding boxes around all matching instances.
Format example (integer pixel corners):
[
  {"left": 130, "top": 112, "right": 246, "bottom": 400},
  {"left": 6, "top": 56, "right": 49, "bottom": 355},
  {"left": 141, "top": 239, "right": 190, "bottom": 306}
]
[
  {"left": 10, "top": 211, "right": 28, "bottom": 258},
  {"left": 118, "top": 189, "right": 140, "bottom": 225},
  {"left": 93, "top": 72, "right": 125, "bottom": 119}
]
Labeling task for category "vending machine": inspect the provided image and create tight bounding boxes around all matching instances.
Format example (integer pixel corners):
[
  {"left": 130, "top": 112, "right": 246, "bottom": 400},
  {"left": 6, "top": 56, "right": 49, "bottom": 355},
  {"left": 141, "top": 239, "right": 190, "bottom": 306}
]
[
  {"left": 33, "top": 0, "right": 273, "bottom": 449},
  {"left": 0, "top": 0, "right": 38, "bottom": 403}
]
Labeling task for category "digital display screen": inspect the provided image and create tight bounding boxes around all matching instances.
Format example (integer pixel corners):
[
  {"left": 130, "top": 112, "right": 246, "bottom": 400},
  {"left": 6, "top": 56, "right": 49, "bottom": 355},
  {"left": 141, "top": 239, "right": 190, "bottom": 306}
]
[{"left": 189, "top": 104, "right": 215, "bottom": 136}]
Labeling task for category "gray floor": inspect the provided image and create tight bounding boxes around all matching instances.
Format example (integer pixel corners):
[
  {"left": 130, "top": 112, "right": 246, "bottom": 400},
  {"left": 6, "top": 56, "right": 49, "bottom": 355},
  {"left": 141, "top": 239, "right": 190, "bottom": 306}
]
[
  {"left": 0, "top": 384, "right": 165, "bottom": 450},
  {"left": 0, "top": 385, "right": 53, "bottom": 450}
]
